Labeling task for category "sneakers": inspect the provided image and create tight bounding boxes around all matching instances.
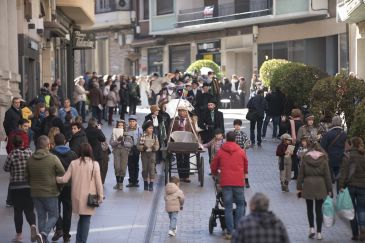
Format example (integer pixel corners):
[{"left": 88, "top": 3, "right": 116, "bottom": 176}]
[
  {"left": 30, "top": 225, "right": 37, "bottom": 242},
  {"left": 317, "top": 232, "right": 323, "bottom": 240},
  {"left": 308, "top": 228, "right": 315, "bottom": 239},
  {"left": 51, "top": 229, "right": 63, "bottom": 241},
  {"left": 168, "top": 230, "right": 176, "bottom": 237},
  {"left": 224, "top": 233, "right": 232, "bottom": 240},
  {"left": 63, "top": 234, "right": 71, "bottom": 242},
  {"left": 113, "top": 183, "right": 119, "bottom": 190},
  {"left": 12, "top": 234, "right": 23, "bottom": 243},
  {"left": 118, "top": 183, "right": 123, "bottom": 190}
]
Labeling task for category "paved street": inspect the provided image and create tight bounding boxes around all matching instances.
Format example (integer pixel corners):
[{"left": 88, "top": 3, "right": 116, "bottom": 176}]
[{"left": 0, "top": 109, "right": 353, "bottom": 242}]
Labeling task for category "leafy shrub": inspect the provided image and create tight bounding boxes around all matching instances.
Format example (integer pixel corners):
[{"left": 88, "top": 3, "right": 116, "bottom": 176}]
[
  {"left": 186, "top": 60, "right": 222, "bottom": 79},
  {"left": 271, "top": 62, "right": 328, "bottom": 108},
  {"left": 349, "top": 98, "right": 365, "bottom": 140},
  {"left": 259, "top": 59, "right": 289, "bottom": 87}
]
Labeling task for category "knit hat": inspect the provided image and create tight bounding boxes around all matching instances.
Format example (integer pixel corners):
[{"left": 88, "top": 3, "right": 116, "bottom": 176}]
[
  {"left": 331, "top": 115, "right": 342, "bottom": 127},
  {"left": 150, "top": 105, "right": 160, "bottom": 113},
  {"left": 129, "top": 115, "right": 137, "bottom": 121},
  {"left": 280, "top": 133, "right": 292, "bottom": 141},
  {"left": 142, "top": 120, "right": 154, "bottom": 131}
]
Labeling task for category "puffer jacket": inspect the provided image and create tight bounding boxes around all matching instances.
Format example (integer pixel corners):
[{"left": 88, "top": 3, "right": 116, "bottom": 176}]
[
  {"left": 297, "top": 150, "right": 332, "bottom": 200},
  {"left": 339, "top": 149, "right": 365, "bottom": 189},
  {"left": 164, "top": 183, "right": 184, "bottom": 212},
  {"left": 211, "top": 141, "right": 248, "bottom": 187}
]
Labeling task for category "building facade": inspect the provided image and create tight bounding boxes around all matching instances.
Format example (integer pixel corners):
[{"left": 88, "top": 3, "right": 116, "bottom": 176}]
[
  {"left": 133, "top": 0, "right": 348, "bottom": 83},
  {"left": 337, "top": 0, "right": 365, "bottom": 79}
]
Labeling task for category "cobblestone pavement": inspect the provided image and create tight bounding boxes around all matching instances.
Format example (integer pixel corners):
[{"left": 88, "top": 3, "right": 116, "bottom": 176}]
[
  {"left": 151, "top": 109, "right": 352, "bottom": 243},
  {"left": 0, "top": 109, "right": 354, "bottom": 243}
]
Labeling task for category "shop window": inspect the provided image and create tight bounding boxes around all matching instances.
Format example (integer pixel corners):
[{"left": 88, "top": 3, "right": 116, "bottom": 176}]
[
  {"left": 273, "top": 42, "right": 288, "bottom": 60},
  {"left": 157, "top": 0, "right": 173, "bottom": 15},
  {"left": 288, "top": 40, "right": 305, "bottom": 63},
  {"left": 169, "top": 44, "right": 191, "bottom": 72},
  {"left": 148, "top": 48, "right": 163, "bottom": 76}
]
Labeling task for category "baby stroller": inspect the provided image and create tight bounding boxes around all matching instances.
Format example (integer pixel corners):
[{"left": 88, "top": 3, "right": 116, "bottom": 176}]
[{"left": 208, "top": 176, "right": 236, "bottom": 234}]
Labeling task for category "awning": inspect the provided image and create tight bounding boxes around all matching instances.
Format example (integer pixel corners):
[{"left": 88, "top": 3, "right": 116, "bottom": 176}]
[{"left": 130, "top": 37, "right": 165, "bottom": 48}]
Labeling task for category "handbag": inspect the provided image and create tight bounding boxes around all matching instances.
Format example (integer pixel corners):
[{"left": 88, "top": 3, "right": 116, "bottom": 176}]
[
  {"left": 87, "top": 162, "right": 99, "bottom": 207},
  {"left": 246, "top": 109, "right": 258, "bottom": 122}
]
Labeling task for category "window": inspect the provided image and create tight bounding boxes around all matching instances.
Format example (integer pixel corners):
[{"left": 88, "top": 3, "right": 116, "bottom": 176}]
[
  {"left": 143, "top": 0, "right": 149, "bottom": 19},
  {"left": 148, "top": 48, "right": 163, "bottom": 76},
  {"left": 157, "top": 0, "right": 173, "bottom": 15},
  {"left": 169, "top": 44, "right": 191, "bottom": 72},
  {"left": 273, "top": 42, "right": 288, "bottom": 60},
  {"left": 96, "top": 0, "right": 111, "bottom": 13}
]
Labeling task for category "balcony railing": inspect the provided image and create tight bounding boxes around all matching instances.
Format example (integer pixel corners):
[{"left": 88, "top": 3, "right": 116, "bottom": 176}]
[
  {"left": 95, "top": 0, "right": 131, "bottom": 14},
  {"left": 176, "top": 0, "right": 273, "bottom": 28}
]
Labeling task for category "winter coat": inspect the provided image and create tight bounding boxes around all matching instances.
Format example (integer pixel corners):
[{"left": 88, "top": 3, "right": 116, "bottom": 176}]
[
  {"left": 69, "top": 130, "right": 88, "bottom": 156},
  {"left": 51, "top": 146, "right": 78, "bottom": 187},
  {"left": 57, "top": 158, "right": 103, "bottom": 215},
  {"left": 73, "top": 84, "right": 88, "bottom": 103},
  {"left": 41, "top": 115, "right": 64, "bottom": 135},
  {"left": 198, "top": 109, "right": 225, "bottom": 143},
  {"left": 320, "top": 127, "right": 347, "bottom": 168},
  {"left": 232, "top": 211, "right": 290, "bottom": 243},
  {"left": 339, "top": 149, "right": 365, "bottom": 189},
  {"left": 164, "top": 183, "right": 185, "bottom": 212},
  {"left": 119, "top": 87, "right": 129, "bottom": 106},
  {"left": 3, "top": 106, "right": 22, "bottom": 136},
  {"left": 211, "top": 142, "right": 248, "bottom": 187},
  {"left": 26, "top": 149, "right": 65, "bottom": 198},
  {"left": 106, "top": 90, "right": 119, "bottom": 108},
  {"left": 247, "top": 95, "right": 268, "bottom": 119},
  {"left": 88, "top": 87, "right": 103, "bottom": 107},
  {"left": 85, "top": 126, "right": 106, "bottom": 162},
  {"left": 297, "top": 151, "right": 332, "bottom": 200},
  {"left": 296, "top": 125, "right": 318, "bottom": 144},
  {"left": 265, "top": 91, "right": 285, "bottom": 116}
]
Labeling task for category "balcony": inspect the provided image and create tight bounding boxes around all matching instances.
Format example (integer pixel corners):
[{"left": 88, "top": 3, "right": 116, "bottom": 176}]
[
  {"left": 56, "top": 0, "right": 95, "bottom": 25},
  {"left": 176, "top": 0, "right": 272, "bottom": 28},
  {"left": 95, "top": 0, "right": 132, "bottom": 14},
  {"left": 337, "top": 0, "right": 365, "bottom": 23}
]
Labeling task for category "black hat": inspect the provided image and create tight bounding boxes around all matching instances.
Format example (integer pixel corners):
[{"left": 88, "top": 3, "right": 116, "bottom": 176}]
[
  {"left": 208, "top": 97, "right": 217, "bottom": 105},
  {"left": 203, "top": 82, "right": 211, "bottom": 87},
  {"left": 142, "top": 120, "right": 154, "bottom": 131},
  {"left": 192, "top": 80, "right": 199, "bottom": 85}
]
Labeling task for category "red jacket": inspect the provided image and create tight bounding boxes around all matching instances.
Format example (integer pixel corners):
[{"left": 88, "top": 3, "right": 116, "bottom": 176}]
[
  {"left": 6, "top": 129, "right": 30, "bottom": 154},
  {"left": 211, "top": 141, "right": 248, "bottom": 187}
]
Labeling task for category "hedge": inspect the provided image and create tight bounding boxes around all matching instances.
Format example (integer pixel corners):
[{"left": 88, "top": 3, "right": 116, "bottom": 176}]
[
  {"left": 259, "top": 59, "right": 289, "bottom": 88},
  {"left": 186, "top": 60, "right": 222, "bottom": 79}
]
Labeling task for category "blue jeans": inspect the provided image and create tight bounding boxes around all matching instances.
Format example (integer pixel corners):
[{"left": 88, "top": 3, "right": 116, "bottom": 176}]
[
  {"left": 262, "top": 115, "right": 280, "bottom": 138},
  {"left": 349, "top": 186, "right": 365, "bottom": 237},
  {"left": 168, "top": 212, "right": 178, "bottom": 230},
  {"left": 250, "top": 118, "right": 263, "bottom": 145},
  {"left": 33, "top": 197, "right": 59, "bottom": 237},
  {"left": 76, "top": 101, "right": 86, "bottom": 122},
  {"left": 222, "top": 186, "right": 245, "bottom": 234},
  {"left": 76, "top": 215, "right": 91, "bottom": 243}
]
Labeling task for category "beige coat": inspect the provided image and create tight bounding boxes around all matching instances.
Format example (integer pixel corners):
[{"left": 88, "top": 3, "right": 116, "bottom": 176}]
[
  {"left": 164, "top": 183, "right": 184, "bottom": 212},
  {"left": 57, "top": 157, "right": 104, "bottom": 215}
]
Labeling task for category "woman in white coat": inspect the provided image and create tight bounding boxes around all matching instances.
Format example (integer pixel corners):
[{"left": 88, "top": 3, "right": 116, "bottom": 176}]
[{"left": 57, "top": 143, "right": 103, "bottom": 243}]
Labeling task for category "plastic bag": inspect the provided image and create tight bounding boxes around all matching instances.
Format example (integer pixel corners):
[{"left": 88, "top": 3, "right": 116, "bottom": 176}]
[
  {"left": 336, "top": 188, "right": 355, "bottom": 220},
  {"left": 322, "top": 196, "right": 335, "bottom": 227}
]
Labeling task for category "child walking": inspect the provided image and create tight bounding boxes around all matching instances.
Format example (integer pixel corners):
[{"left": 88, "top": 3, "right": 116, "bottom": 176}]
[
  {"left": 203, "top": 128, "right": 225, "bottom": 160},
  {"left": 138, "top": 120, "right": 159, "bottom": 191},
  {"left": 232, "top": 119, "right": 251, "bottom": 188},
  {"left": 164, "top": 176, "right": 185, "bottom": 237},
  {"left": 276, "top": 133, "right": 294, "bottom": 192}
]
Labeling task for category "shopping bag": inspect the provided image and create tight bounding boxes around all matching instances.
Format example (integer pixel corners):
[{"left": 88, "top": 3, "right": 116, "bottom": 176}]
[
  {"left": 0, "top": 140, "right": 7, "bottom": 155},
  {"left": 322, "top": 196, "right": 335, "bottom": 227},
  {"left": 336, "top": 188, "right": 355, "bottom": 220}
]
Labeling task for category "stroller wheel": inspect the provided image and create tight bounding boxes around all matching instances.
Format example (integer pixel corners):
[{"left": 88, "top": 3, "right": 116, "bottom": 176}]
[{"left": 209, "top": 214, "right": 215, "bottom": 234}]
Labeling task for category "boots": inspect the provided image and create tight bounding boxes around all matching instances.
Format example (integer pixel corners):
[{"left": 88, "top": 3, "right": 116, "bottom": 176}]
[
  {"left": 118, "top": 177, "right": 124, "bottom": 190},
  {"left": 144, "top": 181, "right": 149, "bottom": 191},
  {"left": 281, "top": 181, "right": 285, "bottom": 192},
  {"left": 359, "top": 227, "right": 365, "bottom": 241},
  {"left": 284, "top": 180, "right": 289, "bottom": 192},
  {"left": 149, "top": 182, "right": 154, "bottom": 191},
  {"left": 113, "top": 176, "right": 120, "bottom": 190}
]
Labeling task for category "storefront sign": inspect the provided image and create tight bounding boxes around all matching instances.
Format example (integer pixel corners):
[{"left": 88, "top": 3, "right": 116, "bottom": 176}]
[
  {"left": 73, "top": 31, "right": 95, "bottom": 50},
  {"left": 197, "top": 41, "right": 220, "bottom": 53}
]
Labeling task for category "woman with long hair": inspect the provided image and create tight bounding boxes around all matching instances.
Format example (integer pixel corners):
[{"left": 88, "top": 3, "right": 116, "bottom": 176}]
[
  {"left": 56, "top": 143, "right": 103, "bottom": 243},
  {"left": 339, "top": 137, "right": 365, "bottom": 241},
  {"left": 31, "top": 102, "right": 46, "bottom": 144},
  {"left": 297, "top": 141, "right": 332, "bottom": 240},
  {"left": 48, "top": 127, "right": 60, "bottom": 150}
]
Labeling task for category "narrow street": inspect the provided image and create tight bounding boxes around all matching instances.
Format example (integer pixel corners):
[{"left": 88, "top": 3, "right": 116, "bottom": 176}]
[{"left": 0, "top": 109, "right": 352, "bottom": 242}]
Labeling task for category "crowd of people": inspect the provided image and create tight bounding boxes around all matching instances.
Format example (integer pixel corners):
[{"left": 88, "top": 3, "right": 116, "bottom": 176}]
[{"left": 1, "top": 68, "right": 365, "bottom": 243}]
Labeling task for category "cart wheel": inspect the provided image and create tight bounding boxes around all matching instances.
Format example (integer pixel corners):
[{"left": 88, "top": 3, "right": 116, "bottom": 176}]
[
  {"left": 164, "top": 160, "right": 169, "bottom": 185},
  {"left": 199, "top": 156, "right": 204, "bottom": 187},
  {"left": 209, "top": 214, "right": 215, "bottom": 234}
]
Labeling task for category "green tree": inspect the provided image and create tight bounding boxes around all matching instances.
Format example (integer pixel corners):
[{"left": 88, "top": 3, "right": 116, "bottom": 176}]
[
  {"left": 186, "top": 60, "right": 222, "bottom": 79},
  {"left": 259, "top": 59, "right": 289, "bottom": 88},
  {"left": 349, "top": 98, "right": 365, "bottom": 140}
]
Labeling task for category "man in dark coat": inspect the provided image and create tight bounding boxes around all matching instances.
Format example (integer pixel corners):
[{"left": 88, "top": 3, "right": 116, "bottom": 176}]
[
  {"left": 196, "top": 83, "right": 213, "bottom": 119},
  {"left": 187, "top": 81, "right": 202, "bottom": 109},
  {"left": 232, "top": 193, "right": 290, "bottom": 243},
  {"left": 247, "top": 89, "right": 268, "bottom": 147},
  {"left": 51, "top": 133, "right": 78, "bottom": 242},
  {"left": 262, "top": 87, "right": 286, "bottom": 139},
  {"left": 41, "top": 106, "right": 64, "bottom": 135},
  {"left": 3, "top": 97, "right": 23, "bottom": 136},
  {"left": 68, "top": 122, "right": 88, "bottom": 156}
]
